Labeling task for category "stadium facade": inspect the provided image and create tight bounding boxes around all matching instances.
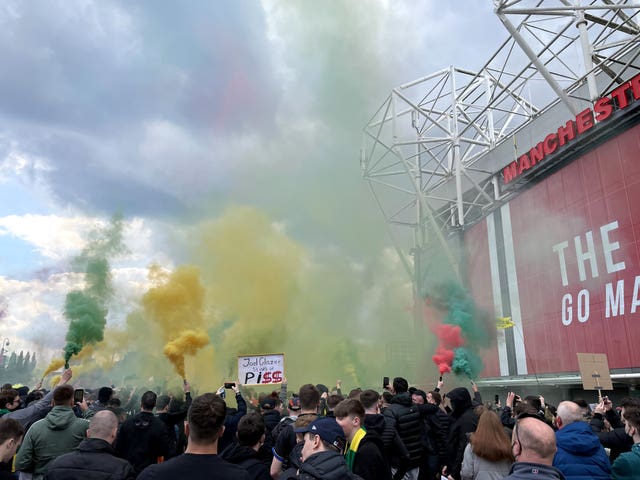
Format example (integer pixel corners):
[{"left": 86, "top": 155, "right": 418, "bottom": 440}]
[{"left": 362, "top": 1, "right": 640, "bottom": 401}]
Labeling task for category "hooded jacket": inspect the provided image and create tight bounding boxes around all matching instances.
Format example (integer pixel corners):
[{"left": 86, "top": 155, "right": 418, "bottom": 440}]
[
  {"left": 15, "top": 406, "right": 89, "bottom": 479},
  {"left": 220, "top": 443, "right": 271, "bottom": 480},
  {"left": 115, "top": 411, "right": 171, "bottom": 476},
  {"left": 445, "top": 387, "right": 478, "bottom": 480},
  {"left": 383, "top": 392, "right": 422, "bottom": 466},
  {"left": 294, "top": 450, "right": 357, "bottom": 480},
  {"left": 45, "top": 437, "right": 135, "bottom": 480},
  {"left": 553, "top": 421, "right": 611, "bottom": 480}
]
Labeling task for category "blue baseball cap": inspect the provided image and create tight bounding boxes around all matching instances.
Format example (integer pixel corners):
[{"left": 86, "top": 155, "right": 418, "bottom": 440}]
[{"left": 295, "top": 417, "right": 345, "bottom": 452}]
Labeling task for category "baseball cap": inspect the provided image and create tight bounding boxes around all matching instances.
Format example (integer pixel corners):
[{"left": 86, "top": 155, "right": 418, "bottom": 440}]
[
  {"left": 295, "top": 417, "right": 346, "bottom": 452},
  {"left": 260, "top": 397, "right": 277, "bottom": 410},
  {"left": 288, "top": 395, "right": 301, "bottom": 411}
]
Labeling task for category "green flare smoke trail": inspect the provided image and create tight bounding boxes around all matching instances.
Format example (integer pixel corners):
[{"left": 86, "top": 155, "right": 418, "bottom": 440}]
[{"left": 63, "top": 215, "right": 125, "bottom": 368}]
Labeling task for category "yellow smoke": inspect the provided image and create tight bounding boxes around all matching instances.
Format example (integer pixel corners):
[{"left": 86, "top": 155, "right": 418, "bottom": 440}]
[
  {"left": 59, "top": 205, "right": 414, "bottom": 391},
  {"left": 143, "top": 265, "right": 210, "bottom": 381},
  {"left": 42, "top": 359, "right": 65, "bottom": 378},
  {"left": 50, "top": 375, "right": 61, "bottom": 387},
  {"left": 163, "top": 329, "right": 210, "bottom": 378}
]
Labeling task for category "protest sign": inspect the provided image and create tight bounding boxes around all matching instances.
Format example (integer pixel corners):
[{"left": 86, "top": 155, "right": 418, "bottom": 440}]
[{"left": 238, "top": 353, "right": 284, "bottom": 385}]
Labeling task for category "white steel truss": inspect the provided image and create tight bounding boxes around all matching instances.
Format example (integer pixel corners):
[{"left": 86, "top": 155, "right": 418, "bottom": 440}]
[{"left": 362, "top": 0, "right": 640, "bottom": 266}]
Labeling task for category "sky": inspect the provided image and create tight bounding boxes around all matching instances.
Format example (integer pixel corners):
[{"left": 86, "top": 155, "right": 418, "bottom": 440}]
[{"left": 0, "top": 0, "right": 507, "bottom": 388}]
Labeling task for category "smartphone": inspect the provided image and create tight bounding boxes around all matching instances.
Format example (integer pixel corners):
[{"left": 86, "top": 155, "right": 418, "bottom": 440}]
[
  {"left": 224, "top": 382, "right": 236, "bottom": 389},
  {"left": 383, "top": 376, "right": 389, "bottom": 389},
  {"left": 495, "top": 394, "right": 499, "bottom": 404},
  {"left": 73, "top": 389, "right": 84, "bottom": 404}
]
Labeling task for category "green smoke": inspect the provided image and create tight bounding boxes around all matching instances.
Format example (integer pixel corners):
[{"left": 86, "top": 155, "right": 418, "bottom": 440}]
[
  {"left": 452, "top": 347, "right": 483, "bottom": 378},
  {"left": 425, "top": 280, "right": 493, "bottom": 380},
  {"left": 62, "top": 215, "right": 125, "bottom": 368}
]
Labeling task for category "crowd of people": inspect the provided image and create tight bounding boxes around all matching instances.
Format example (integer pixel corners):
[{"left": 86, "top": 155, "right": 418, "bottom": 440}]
[{"left": 0, "top": 370, "right": 639, "bottom": 480}]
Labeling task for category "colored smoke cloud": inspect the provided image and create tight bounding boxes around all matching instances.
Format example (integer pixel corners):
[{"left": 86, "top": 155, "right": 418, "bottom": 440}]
[
  {"left": 142, "top": 265, "right": 209, "bottom": 381},
  {"left": 62, "top": 216, "right": 125, "bottom": 368},
  {"left": 163, "top": 329, "right": 210, "bottom": 379},
  {"left": 427, "top": 281, "right": 493, "bottom": 379}
]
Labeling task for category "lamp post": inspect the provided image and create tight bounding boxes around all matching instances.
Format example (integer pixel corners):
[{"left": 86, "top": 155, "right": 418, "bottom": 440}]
[{"left": 0, "top": 338, "right": 9, "bottom": 368}]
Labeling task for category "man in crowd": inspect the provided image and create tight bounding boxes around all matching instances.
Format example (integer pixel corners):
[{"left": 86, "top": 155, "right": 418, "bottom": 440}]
[
  {"left": 335, "top": 398, "right": 390, "bottom": 480},
  {"left": 611, "top": 405, "right": 640, "bottom": 479},
  {"left": 84, "top": 386, "right": 114, "bottom": 418},
  {"left": 0, "top": 418, "right": 23, "bottom": 480},
  {"left": 15, "top": 384, "right": 89, "bottom": 479},
  {"left": 138, "top": 393, "right": 249, "bottom": 480},
  {"left": 591, "top": 396, "right": 638, "bottom": 462},
  {"left": 220, "top": 412, "right": 271, "bottom": 480},
  {"left": 505, "top": 416, "right": 565, "bottom": 479},
  {"left": 271, "top": 384, "right": 320, "bottom": 479},
  {"left": 115, "top": 390, "right": 170, "bottom": 477},
  {"left": 553, "top": 400, "right": 610, "bottom": 480},
  {"left": 46, "top": 410, "right": 134, "bottom": 480},
  {"left": 5, "top": 370, "right": 73, "bottom": 428},
  {"left": 156, "top": 381, "right": 192, "bottom": 458},
  {"left": 442, "top": 387, "right": 478, "bottom": 480},
  {"left": 0, "top": 390, "right": 21, "bottom": 417},
  {"left": 293, "top": 417, "right": 352, "bottom": 480},
  {"left": 382, "top": 377, "right": 422, "bottom": 480}
]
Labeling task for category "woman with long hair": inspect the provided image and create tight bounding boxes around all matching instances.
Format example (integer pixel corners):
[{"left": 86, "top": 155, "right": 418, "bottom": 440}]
[{"left": 460, "top": 406, "right": 514, "bottom": 480}]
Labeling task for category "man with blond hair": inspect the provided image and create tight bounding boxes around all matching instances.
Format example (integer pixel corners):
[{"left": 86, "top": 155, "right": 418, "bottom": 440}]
[
  {"left": 505, "top": 416, "right": 565, "bottom": 479},
  {"left": 553, "top": 401, "right": 610, "bottom": 480}
]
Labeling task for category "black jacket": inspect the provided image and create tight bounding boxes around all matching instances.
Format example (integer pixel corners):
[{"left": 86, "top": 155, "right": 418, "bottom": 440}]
[
  {"left": 45, "top": 438, "right": 135, "bottom": 480},
  {"left": 220, "top": 443, "right": 271, "bottom": 480},
  {"left": 157, "top": 392, "right": 192, "bottom": 458},
  {"left": 383, "top": 392, "right": 423, "bottom": 466},
  {"left": 115, "top": 411, "right": 171, "bottom": 476},
  {"left": 294, "top": 450, "right": 357, "bottom": 480},
  {"left": 590, "top": 410, "right": 633, "bottom": 463},
  {"left": 416, "top": 403, "right": 450, "bottom": 463},
  {"left": 219, "top": 393, "right": 248, "bottom": 453},
  {"left": 353, "top": 431, "right": 392, "bottom": 480},
  {"left": 445, "top": 387, "right": 478, "bottom": 480},
  {"left": 263, "top": 409, "right": 282, "bottom": 451}
]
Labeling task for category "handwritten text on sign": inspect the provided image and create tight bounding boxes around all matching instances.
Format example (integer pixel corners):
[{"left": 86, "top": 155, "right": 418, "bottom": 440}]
[{"left": 238, "top": 354, "right": 284, "bottom": 385}]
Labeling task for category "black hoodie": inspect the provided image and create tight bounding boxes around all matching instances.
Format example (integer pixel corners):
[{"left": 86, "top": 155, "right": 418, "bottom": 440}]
[
  {"left": 115, "top": 411, "right": 171, "bottom": 476},
  {"left": 220, "top": 443, "right": 271, "bottom": 480},
  {"left": 444, "top": 387, "right": 478, "bottom": 480}
]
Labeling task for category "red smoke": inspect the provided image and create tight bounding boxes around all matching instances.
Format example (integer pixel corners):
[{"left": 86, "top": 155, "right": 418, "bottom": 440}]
[{"left": 431, "top": 323, "right": 463, "bottom": 374}]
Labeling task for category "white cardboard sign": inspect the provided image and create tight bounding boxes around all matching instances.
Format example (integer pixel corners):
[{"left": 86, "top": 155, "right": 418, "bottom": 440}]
[{"left": 238, "top": 353, "right": 284, "bottom": 386}]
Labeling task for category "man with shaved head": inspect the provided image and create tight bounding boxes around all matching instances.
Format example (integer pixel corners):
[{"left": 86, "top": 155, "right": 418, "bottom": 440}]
[
  {"left": 553, "top": 401, "right": 610, "bottom": 480},
  {"left": 505, "top": 416, "right": 565, "bottom": 479},
  {"left": 46, "top": 410, "right": 134, "bottom": 480}
]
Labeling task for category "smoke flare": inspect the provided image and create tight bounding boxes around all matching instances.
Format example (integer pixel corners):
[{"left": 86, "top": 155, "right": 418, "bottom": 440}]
[
  {"left": 163, "top": 329, "right": 210, "bottom": 378},
  {"left": 62, "top": 216, "right": 125, "bottom": 367},
  {"left": 42, "top": 358, "right": 65, "bottom": 378}
]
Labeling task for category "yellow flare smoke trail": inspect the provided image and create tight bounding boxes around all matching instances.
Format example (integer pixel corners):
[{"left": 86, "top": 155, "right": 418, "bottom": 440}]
[
  {"left": 42, "top": 359, "right": 65, "bottom": 378},
  {"left": 163, "top": 329, "right": 210, "bottom": 379}
]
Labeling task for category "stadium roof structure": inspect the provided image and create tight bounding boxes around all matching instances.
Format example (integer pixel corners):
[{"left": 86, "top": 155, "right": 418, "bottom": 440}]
[{"left": 362, "top": 0, "right": 640, "bottom": 273}]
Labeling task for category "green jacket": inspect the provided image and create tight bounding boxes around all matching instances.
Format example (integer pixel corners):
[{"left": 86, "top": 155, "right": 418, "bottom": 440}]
[{"left": 15, "top": 406, "right": 88, "bottom": 479}]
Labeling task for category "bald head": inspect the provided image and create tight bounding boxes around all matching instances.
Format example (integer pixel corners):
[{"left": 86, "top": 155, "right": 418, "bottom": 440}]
[
  {"left": 513, "top": 417, "right": 557, "bottom": 465},
  {"left": 88, "top": 410, "right": 118, "bottom": 443},
  {"left": 556, "top": 401, "right": 583, "bottom": 429}
]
